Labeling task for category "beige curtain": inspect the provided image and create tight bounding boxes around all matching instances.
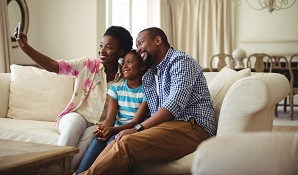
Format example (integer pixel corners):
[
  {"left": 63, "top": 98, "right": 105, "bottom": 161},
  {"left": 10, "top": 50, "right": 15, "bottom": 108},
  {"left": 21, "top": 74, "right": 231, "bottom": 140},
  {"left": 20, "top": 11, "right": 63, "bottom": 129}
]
[
  {"left": 0, "top": 0, "right": 13, "bottom": 73},
  {"left": 199, "top": 0, "right": 234, "bottom": 68},
  {"left": 160, "top": 0, "right": 234, "bottom": 68},
  {"left": 161, "top": 0, "right": 200, "bottom": 63}
]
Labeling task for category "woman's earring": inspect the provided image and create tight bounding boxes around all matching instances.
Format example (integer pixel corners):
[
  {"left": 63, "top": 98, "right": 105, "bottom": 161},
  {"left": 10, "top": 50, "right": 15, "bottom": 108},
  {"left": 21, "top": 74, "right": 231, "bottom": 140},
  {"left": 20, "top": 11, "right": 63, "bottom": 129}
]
[{"left": 118, "top": 58, "right": 124, "bottom": 65}]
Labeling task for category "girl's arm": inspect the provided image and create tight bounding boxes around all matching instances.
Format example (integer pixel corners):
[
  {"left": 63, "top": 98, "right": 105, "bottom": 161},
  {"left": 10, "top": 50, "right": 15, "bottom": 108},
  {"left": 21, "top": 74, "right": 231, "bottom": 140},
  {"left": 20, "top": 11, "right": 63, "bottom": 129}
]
[
  {"left": 112, "top": 101, "right": 149, "bottom": 133},
  {"left": 102, "top": 95, "right": 118, "bottom": 127}
]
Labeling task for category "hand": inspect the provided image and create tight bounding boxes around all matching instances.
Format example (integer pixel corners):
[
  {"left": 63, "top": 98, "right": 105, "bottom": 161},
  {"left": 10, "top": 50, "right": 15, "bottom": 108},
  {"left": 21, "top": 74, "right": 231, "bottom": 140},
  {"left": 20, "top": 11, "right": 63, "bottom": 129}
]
[
  {"left": 115, "top": 128, "right": 136, "bottom": 141},
  {"left": 94, "top": 126, "right": 115, "bottom": 142},
  {"left": 100, "top": 127, "right": 115, "bottom": 138},
  {"left": 14, "top": 27, "right": 27, "bottom": 48},
  {"left": 97, "top": 135, "right": 109, "bottom": 142},
  {"left": 97, "top": 127, "right": 115, "bottom": 142},
  {"left": 93, "top": 125, "right": 110, "bottom": 137},
  {"left": 93, "top": 125, "right": 104, "bottom": 137}
]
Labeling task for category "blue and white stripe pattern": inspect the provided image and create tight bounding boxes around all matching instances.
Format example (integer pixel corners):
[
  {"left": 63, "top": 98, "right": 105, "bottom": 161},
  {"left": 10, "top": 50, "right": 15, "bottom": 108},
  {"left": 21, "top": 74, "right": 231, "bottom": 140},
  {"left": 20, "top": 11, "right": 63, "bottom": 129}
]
[
  {"left": 142, "top": 48, "right": 217, "bottom": 137},
  {"left": 107, "top": 79, "right": 146, "bottom": 126}
]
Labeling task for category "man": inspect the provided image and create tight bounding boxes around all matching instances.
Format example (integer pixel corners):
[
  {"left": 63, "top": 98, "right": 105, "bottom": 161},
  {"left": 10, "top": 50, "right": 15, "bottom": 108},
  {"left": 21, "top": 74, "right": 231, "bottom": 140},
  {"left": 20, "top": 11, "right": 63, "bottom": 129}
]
[{"left": 80, "top": 27, "right": 216, "bottom": 175}]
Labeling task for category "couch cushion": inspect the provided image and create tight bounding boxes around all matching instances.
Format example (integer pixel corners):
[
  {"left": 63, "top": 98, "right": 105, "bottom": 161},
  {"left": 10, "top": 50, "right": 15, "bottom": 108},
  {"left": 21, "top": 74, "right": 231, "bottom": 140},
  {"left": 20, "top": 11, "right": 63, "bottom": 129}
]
[
  {"left": 203, "top": 72, "right": 218, "bottom": 85},
  {"left": 133, "top": 152, "right": 195, "bottom": 175},
  {"left": 7, "top": 65, "right": 74, "bottom": 122},
  {"left": 208, "top": 67, "right": 251, "bottom": 124},
  {"left": 0, "top": 118, "right": 59, "bottom": 145}
]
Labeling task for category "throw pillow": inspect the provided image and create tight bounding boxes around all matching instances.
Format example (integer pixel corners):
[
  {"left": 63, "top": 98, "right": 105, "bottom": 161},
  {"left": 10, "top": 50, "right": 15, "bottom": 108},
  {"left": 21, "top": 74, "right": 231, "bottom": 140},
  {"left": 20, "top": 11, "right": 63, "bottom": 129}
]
[
  {"left": 8, "top": 64, "right": 74, "bottom": 122},
  {"left": 208, "top": 67, "right": 251, "bottom": 125}
]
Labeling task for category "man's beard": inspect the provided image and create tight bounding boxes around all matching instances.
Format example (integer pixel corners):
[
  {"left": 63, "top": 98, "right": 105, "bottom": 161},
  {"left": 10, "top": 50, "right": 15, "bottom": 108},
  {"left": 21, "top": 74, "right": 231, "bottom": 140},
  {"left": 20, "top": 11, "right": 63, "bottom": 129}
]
[
  {"left": 138, "top": 49, "right": 153, "bottom": 67},
  {"left": 143, "top": 53, "right": 153, "bottom": 68}
]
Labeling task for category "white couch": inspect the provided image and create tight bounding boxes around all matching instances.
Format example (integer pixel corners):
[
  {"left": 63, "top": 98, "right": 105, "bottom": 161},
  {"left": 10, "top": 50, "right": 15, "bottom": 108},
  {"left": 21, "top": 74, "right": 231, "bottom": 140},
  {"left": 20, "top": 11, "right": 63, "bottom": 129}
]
[
  {"left": 192, "top": 132, "right": 298, "bottom": 175},
  {"left": 0, "top": 65, "right": 290, "bottom": 174}
]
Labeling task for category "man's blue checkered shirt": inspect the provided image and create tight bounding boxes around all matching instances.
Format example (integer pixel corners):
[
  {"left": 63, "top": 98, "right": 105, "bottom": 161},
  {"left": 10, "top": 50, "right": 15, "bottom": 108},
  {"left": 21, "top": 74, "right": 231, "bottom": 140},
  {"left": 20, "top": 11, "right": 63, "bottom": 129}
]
[{"left": 142, "top": 48, "right": 217, "bottom": 137}]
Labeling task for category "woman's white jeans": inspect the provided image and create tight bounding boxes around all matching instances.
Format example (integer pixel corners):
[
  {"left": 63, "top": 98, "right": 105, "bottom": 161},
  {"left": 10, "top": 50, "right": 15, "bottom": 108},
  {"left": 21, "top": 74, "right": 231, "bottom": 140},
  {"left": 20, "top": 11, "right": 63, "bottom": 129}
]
[{"left": 57, "top": 112, "right": 96, "bottom": 171}]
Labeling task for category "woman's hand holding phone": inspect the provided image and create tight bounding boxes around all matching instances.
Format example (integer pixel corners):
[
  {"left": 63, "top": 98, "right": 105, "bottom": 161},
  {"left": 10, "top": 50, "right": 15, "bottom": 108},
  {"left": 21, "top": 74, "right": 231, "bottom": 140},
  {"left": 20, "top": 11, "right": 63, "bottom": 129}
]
[
  {"left": 14, "top": 22, "right": 27, "bottom": 48},
  {"left": 17, "top": 22, "right": 21, "bottom": 38}
]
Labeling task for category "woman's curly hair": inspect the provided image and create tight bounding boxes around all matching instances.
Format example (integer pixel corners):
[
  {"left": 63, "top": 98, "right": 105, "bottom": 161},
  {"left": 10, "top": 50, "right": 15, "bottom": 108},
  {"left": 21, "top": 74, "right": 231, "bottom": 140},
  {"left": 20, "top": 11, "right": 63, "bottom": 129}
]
[{"left": 104, "top": 26, "right": 133, "bottom": 57}]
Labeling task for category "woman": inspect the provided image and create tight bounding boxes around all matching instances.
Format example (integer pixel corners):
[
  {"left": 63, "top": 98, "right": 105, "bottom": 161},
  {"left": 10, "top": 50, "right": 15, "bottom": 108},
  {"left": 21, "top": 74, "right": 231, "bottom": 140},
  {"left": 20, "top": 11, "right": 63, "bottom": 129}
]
[{"left": 15, "top": 25, "right": 133, "bottom": 170}]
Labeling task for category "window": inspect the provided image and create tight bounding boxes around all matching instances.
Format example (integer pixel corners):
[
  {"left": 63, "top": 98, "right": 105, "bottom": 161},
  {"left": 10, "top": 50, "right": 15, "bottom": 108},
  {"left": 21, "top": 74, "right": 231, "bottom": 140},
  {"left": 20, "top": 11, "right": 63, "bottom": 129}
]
[{"left": 106, "top": 0, "right": 160, "bottom": 48}]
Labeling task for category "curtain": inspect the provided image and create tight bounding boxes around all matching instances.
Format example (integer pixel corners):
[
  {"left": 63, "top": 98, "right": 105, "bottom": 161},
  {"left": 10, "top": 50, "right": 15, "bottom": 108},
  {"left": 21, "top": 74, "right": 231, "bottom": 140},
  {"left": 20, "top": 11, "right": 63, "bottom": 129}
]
[
  {"left": 161, "top": 0, "right": 199, "bottom": 63},
  {"left": 160, "top": 0, "right": 234, "bottom": 68},
  {"left": 0, "top": 0, "right": 13, "bottom": 73},
  {"left": 199, "top": 0, "right": 234, "bottom": 68}
]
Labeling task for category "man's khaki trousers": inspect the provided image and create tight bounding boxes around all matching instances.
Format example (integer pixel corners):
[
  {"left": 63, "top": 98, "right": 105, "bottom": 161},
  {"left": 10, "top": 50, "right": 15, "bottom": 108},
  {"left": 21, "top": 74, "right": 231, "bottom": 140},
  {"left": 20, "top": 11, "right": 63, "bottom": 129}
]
[{"left": 80, "top": 118, "right": 210, "bottom": 175}]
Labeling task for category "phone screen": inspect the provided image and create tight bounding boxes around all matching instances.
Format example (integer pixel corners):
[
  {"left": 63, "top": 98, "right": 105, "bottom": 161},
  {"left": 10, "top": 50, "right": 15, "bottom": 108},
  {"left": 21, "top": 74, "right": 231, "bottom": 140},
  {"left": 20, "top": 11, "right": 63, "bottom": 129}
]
[{"left": 17, "top": 22, "right": 21, "bottom": 38}]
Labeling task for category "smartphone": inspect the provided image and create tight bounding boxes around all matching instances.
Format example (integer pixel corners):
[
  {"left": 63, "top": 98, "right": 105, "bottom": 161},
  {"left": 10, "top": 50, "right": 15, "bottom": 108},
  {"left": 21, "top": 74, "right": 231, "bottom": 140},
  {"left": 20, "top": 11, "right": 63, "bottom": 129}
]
[{"left": 17, "top": 22, "right": 21, "bottom": 38}]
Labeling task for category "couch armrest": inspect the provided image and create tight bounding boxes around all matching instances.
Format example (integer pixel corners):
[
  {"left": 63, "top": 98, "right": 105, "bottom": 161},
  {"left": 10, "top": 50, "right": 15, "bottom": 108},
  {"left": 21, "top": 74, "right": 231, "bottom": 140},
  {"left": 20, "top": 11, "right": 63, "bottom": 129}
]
[
  {"left": 0, "top": 73, "right": 10, "bottom": 118},
  {"left": 192, "top": 132, "right": 298, "bottom": 175},
  {"left": 217, "top": 73, "right": 290, "bottom": 135}
]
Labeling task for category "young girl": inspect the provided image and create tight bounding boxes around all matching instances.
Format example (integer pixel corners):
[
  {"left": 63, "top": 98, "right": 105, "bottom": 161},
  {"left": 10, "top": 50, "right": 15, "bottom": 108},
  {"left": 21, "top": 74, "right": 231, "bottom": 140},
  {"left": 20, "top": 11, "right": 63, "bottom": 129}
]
[{"left": 77, "top": 50, "right": 150, "bottom": 173}]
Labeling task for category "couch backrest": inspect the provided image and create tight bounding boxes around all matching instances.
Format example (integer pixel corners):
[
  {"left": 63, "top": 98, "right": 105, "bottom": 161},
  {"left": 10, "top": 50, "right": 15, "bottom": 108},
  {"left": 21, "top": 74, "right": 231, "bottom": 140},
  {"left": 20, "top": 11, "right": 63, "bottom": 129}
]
[{"left": 0, "top": 73, "right": 11, "bottom": 118}]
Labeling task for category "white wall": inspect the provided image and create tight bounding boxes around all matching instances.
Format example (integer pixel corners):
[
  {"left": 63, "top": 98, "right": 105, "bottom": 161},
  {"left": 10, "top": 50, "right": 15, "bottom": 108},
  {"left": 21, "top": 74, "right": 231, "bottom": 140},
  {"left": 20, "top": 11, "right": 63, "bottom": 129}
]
[
  {"left": 10, "top": 0, "right": 298, "bottom": 64},
  {"left": 12, "top": 0, "right": 106, "bottom": 65},
  {"left": 234, "top": 1, "right": 298, "bottom": 57}
]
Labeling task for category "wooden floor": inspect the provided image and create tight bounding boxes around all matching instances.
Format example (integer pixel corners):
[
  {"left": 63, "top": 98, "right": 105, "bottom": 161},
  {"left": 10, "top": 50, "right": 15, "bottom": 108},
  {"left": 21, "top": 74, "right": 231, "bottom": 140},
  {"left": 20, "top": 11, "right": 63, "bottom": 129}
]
[{"left": 272, "top": 105, "right": 298, "bottom": 132}]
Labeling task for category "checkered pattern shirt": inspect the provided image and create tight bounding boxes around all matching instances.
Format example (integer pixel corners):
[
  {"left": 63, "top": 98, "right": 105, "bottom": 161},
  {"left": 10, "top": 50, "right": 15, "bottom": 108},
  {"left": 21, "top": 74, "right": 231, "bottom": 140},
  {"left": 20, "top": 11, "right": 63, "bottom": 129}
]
[{"left": 142, "top": 48, "right": 217, "bottom": 137}]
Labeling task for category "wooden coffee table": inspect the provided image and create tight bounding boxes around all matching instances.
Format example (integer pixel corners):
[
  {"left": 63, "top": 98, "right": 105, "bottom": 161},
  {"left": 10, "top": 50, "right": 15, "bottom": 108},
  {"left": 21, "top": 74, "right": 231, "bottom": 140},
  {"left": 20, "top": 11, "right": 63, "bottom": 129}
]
[{"left": 0, "top": 139, "right": 79, "bottom": 175}]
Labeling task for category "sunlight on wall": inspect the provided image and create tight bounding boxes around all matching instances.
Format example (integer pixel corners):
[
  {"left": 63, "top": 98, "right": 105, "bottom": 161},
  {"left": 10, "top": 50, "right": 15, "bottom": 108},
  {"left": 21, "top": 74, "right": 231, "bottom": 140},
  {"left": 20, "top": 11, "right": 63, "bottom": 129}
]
[
  {"left": 234, "top": 1, "right": 298, "bottom": 56},
  {"left": 235, "top": 1, "right": 298, "bottom": 43}
]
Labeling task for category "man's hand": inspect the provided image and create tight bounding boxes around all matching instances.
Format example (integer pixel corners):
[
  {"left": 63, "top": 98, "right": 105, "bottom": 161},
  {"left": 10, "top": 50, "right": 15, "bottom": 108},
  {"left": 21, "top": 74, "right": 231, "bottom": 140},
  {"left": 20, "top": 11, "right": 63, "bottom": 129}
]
[{"left": 115, "top": 128, "right": 136, "bottom": 141}]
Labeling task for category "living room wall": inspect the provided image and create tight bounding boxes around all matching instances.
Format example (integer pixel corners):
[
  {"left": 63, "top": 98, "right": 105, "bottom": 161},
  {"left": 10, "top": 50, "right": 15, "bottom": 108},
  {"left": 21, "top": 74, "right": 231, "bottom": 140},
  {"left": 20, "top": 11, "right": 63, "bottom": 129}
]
[
  {"left": 10, "top": 0, "right": 298, "bottom": 65},
  {"left": 11, "top": 0, "right": 106, "bottom": 65},
  {"left": 234, "top": 1, "right": 298, "bottom": 57}
]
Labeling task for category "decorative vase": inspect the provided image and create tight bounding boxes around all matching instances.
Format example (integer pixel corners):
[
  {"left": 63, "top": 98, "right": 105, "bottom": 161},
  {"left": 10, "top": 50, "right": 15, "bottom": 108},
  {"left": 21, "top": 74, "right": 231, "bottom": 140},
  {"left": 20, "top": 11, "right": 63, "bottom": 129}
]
[{"left": 232, "top": 48, "right": 246, "bottom": 69}]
